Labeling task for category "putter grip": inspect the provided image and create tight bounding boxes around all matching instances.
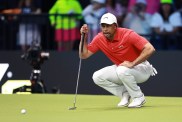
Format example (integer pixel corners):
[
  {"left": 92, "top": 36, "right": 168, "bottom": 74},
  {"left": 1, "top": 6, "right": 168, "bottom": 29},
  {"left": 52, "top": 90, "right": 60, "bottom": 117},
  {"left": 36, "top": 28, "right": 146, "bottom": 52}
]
[{"left": 81, "top": 33, "right": 85, "bottom": 53}]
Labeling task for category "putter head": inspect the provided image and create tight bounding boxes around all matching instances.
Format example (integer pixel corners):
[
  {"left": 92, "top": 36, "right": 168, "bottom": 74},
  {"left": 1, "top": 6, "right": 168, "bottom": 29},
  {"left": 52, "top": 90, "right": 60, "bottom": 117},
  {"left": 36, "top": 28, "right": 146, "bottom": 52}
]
[{"left": 68, "top": 106, "right": 77, "bottom": 110}]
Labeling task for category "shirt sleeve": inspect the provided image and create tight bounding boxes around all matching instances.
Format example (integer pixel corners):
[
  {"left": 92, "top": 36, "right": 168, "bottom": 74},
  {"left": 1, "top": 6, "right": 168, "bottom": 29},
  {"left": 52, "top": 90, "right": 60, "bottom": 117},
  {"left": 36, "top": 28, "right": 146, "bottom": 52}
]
[
  {"left": 87, "top": 36, "right": 100, "bottom": 53},
  {"left": 72, "top": 1, "right": 83, "bottom": 19},
  {"left": 49, "top": 2, "right": 58, "bottom": 25},
  {"left": 127, "top": 31, "right": 148, "bottom": 51}
]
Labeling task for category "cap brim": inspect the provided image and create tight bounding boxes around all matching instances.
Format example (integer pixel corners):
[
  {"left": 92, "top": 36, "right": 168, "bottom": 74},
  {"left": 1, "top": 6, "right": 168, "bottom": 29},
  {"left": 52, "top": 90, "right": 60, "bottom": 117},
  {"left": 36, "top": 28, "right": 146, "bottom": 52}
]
[{"left": 100, "top": 21, "right": 114, "bottom": 25}]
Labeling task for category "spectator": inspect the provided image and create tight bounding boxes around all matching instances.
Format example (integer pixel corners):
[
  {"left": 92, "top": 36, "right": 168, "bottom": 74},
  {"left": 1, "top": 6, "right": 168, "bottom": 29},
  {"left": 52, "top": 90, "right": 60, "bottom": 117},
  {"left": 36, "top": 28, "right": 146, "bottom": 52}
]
[
  {"left": 150, "top": 0, "right": 182, "bottom": 50},
  {"left": 128, "top": 0, "right": 160, "bottom": 15},
  {"left": 106, "top": 0, "right": 126, "bottom": 26},
  {"left": 82, "top": 0, "right": 106, "bottom": 43},
  {"left": 17, "top": 0, "right": 41, "bottom": 51},
  {"left": 123, "top": 0, "right": 152, "bottom": 40},
  {"left": 49, "top": 0, "right": 83, "bottom": 51}
]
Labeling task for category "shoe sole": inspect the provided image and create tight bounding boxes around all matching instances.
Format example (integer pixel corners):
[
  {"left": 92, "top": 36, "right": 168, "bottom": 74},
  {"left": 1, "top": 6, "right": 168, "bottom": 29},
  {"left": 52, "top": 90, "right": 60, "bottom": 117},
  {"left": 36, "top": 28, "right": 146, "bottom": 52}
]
[
  {"left": 128, "top": 100, "right": 146, "bottom": 108},
  {"left": 117, "top": 102, "right": 129, "bottom": 107}
]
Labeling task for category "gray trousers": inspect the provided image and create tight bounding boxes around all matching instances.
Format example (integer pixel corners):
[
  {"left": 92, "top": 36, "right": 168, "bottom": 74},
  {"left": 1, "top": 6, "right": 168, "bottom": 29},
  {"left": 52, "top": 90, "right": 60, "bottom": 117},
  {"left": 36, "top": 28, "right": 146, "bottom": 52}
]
[{"left": 92, "top": 61, "right": 156, "bottom": 99}]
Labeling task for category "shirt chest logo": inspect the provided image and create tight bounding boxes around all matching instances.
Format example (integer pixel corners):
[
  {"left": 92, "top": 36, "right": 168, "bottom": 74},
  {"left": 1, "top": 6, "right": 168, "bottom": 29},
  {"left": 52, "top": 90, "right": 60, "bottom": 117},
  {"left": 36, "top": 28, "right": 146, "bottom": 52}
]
[{"left": 111, "top": 45, "right": 124, "bottom": 50}]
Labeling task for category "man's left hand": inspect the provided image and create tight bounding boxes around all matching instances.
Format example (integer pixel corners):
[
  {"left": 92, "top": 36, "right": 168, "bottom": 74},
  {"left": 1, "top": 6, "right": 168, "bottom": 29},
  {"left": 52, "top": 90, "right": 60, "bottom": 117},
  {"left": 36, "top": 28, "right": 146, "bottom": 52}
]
[{"left": 119, "top": 61, "right": 134, "bottom": 68}]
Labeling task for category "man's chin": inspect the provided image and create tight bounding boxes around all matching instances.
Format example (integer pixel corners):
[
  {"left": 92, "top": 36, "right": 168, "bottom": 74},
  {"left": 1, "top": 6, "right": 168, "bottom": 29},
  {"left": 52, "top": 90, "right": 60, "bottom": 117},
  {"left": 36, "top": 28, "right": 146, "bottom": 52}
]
[
  {"left": 104, "top": 34, "right": 110, "bottom": 38},
  {"left": 105, "top": 36, "right": 112, "bottom": 41}
]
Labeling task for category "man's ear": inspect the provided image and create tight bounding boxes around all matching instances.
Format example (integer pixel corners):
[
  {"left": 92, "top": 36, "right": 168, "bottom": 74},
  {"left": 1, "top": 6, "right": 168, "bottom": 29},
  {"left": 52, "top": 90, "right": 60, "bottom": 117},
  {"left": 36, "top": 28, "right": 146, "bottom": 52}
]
[{"left": 114, "top": 23, "right": 117, "bottom": 29}]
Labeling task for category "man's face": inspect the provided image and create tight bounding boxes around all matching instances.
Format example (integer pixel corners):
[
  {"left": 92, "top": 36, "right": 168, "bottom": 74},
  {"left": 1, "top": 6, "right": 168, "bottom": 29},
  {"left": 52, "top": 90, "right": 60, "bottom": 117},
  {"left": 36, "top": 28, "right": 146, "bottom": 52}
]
[{"left": 101, "top": 23, "right": 117, "bottom": 40}]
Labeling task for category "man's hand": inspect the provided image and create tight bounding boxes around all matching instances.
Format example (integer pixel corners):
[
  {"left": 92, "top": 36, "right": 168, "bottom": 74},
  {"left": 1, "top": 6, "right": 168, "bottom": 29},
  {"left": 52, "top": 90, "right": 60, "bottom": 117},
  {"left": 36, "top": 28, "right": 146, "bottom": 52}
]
[
  {"left": 119, "top": 61, "right": 134, "bottom": 68},
  {"left": 80, "top": 24, "right": 89, "bottom": 34}
]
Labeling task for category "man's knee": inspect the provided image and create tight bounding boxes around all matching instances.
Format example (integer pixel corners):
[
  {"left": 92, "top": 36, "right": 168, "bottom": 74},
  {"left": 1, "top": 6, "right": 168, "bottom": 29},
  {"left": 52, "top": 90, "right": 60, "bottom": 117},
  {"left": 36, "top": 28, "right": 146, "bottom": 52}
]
[
  {"left": 116, "top": 66, "right": 133, "bottom": 82},
  {"left": 92, "top": 71, "right": 104, "bottom": 85},
  {"left": 92, "top": 71, "right": 100, "bottom": 84}
]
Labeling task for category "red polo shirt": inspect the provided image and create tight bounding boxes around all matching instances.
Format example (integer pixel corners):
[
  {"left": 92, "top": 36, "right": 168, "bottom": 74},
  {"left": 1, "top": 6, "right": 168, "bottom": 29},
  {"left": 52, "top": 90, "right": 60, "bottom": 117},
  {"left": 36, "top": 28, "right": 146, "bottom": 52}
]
[{"left": 87, "top": 28, "right": 148, "bottom": 65}]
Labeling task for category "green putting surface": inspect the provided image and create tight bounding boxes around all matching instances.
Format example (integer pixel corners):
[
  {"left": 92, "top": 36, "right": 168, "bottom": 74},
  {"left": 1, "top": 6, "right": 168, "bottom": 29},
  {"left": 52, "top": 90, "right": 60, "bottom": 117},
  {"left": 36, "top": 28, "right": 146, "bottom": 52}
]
[{"left": 0, "top": 94, "right": 182, "bottom": 122}]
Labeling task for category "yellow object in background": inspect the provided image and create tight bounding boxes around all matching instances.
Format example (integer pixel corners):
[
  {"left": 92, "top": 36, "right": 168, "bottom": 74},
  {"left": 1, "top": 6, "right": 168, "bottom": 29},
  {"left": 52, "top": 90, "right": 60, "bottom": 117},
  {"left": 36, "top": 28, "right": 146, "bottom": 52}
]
[
  {"left": 49, "top": 0, "right": 83, "bottom": 29},
  {"left": 1, "top": 80, "right": 31, "bottom": 94},
  {"left": 160, "top": 0, "right": 173, "bottom": 4}
]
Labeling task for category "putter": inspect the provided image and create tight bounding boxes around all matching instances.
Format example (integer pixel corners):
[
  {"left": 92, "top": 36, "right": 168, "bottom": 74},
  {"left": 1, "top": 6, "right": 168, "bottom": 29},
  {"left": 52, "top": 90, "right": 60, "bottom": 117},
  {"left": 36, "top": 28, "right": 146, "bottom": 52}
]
[{"left": 69, "top": 33, "right": 85, "bottom": 110}]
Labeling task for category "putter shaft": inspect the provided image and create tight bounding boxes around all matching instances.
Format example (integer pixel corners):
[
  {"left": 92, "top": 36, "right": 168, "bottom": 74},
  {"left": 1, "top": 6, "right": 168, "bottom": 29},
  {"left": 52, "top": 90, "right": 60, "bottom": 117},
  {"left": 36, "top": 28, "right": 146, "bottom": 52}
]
[{"left": 69, "top": 33, "right": 85, "bottom": 110}]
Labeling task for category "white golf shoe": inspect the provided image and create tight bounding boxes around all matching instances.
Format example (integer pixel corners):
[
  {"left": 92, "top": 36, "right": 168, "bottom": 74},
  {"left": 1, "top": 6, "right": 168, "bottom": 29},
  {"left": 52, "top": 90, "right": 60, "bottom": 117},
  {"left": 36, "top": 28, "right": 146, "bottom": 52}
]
[
  {"left": 117, "top": 92, "right": 130, "bottom": 107},
  {"left": 128, "top": 95, "right": 146, "bottom": 108}
]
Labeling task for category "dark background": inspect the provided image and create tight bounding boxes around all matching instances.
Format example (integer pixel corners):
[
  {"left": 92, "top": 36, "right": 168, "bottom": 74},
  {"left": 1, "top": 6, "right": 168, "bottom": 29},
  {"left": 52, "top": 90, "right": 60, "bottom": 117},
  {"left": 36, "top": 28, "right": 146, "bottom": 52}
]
[{"left": 0, "top": 51, "right": 182, "bottom": 97}]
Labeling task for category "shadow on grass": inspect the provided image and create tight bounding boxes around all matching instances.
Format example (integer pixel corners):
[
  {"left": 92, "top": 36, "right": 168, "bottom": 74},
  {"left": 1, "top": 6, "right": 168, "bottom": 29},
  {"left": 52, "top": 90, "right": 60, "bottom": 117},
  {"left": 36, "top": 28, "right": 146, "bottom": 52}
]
[{"left": 81, "top": 105, "right": 153, "bottom": 111}]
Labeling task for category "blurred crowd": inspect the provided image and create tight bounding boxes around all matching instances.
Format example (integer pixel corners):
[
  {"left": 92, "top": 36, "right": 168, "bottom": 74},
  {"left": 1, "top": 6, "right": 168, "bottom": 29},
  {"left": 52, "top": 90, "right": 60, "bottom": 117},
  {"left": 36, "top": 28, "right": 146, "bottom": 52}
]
[{"left": 0, "top": 0, "right": 182, "bottom": 51}]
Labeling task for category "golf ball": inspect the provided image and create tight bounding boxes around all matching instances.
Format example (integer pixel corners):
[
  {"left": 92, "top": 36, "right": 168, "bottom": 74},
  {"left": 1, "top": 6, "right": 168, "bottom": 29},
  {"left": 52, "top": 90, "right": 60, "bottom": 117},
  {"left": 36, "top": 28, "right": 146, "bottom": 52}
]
[{"left": 21, "top": 109, "right": 26, "bottom": 114}]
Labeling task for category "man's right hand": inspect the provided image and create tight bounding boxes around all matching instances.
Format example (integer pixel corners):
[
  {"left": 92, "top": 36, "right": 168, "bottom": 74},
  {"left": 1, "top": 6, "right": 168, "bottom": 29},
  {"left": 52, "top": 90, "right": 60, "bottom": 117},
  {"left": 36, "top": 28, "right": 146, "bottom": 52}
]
[{"left": 80, "top": 24, "right": 89, "bottom": 34}]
